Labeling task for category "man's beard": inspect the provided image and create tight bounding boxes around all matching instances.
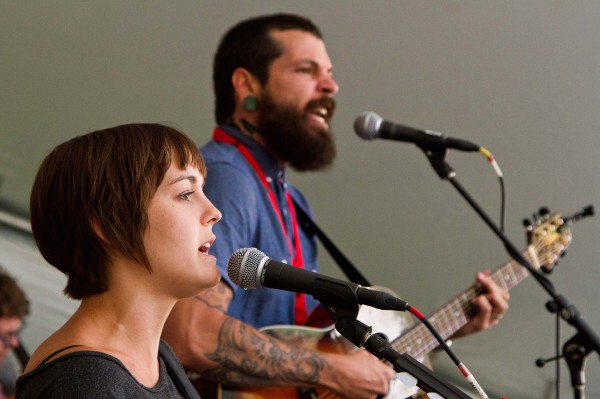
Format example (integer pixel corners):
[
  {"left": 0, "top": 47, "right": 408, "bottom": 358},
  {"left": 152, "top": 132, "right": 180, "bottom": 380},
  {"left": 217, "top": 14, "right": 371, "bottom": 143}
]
[{"left": 257, "top": 93, "right": 336, "bottom": 172}]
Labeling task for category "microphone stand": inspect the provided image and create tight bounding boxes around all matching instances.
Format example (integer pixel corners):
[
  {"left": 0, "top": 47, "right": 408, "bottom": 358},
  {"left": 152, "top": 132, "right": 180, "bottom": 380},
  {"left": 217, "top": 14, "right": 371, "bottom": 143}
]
[
  {"left": 310, "top": 278, "right": 472, "bottom": 397},
  {"left": 562, "top": 333, "right": 592, "bottom": 399},
  {"left": 419, "top": 144, "right": 599, "bottom": 398},
  {"left": 334, "top": 315, "right": 472, "bottom": 398}
]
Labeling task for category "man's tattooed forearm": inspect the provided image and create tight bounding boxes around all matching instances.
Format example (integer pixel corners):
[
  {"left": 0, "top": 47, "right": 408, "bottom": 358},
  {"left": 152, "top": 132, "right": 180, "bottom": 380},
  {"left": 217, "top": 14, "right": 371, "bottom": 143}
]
[{"left": 202, "top": 318, "right": 330, "bottom": 387}]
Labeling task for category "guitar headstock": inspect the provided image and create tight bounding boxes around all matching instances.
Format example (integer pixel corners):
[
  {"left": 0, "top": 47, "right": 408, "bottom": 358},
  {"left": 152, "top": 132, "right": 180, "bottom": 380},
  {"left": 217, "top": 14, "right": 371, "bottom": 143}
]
[{"left": 524, "top": 208, "right": 572, "bottom": 273}]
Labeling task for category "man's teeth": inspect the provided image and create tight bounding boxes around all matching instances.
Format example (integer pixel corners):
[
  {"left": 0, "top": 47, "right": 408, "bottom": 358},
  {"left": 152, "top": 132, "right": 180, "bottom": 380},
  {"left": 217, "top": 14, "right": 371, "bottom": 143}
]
[
  {"left": 315, "top": 107, "right": 328, "bottom": 117},
  {"left": 200, "top": 242, "right": 211, "bottom": 253}
]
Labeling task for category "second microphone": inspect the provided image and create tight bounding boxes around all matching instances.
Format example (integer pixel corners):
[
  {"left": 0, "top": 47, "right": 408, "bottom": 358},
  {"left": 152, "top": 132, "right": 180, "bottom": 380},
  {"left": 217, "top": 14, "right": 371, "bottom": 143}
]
[{"left": 227, "top": 247, "right": 409, "bottom": 312}]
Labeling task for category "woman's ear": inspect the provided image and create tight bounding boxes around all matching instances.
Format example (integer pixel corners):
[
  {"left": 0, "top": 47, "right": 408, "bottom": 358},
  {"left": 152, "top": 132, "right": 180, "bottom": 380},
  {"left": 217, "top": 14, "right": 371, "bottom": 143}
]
[{"left": 90, "top": 215, "right": 108, "bottom": 243}]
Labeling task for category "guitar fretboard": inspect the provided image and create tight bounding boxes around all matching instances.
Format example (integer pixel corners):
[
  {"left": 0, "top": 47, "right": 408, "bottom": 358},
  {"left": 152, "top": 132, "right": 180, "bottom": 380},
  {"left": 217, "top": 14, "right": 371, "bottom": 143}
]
[{"left": 392, "top": 245, "right": 537, "bottom": 360}]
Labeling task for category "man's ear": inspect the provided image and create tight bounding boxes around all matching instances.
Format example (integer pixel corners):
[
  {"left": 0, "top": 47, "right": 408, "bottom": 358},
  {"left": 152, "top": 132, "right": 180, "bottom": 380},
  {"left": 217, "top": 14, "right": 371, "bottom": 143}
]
[{"left": 231, "top": 67, "right": 261, "bottom": 102}]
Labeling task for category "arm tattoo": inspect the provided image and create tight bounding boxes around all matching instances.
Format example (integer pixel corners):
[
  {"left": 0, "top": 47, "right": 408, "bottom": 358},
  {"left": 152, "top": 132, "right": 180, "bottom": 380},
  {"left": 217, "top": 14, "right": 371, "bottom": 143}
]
[
  {"left": 202, "top": 318, "right": 330, "bottom": 387},
  {"left": 195, "top": 283, "right": 232, "bottom": 313}
]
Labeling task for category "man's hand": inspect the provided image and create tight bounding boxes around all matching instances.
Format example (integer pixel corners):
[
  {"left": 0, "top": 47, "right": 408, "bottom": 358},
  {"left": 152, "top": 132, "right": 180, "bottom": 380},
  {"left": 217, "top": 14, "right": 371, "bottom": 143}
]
[
  {"left": 321, "top": 350, "right": 396, "bottom": 399},
  {"left": 451, "top": 271, "right": 510, "bottom": 339}
]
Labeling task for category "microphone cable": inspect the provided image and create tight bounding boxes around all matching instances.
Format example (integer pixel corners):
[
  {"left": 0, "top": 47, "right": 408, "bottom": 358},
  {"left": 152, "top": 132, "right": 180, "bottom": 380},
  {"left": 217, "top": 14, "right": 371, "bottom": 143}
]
[
  {"left": 479, "top": 147, "right": 506, "bottom": 233},
  {"left": 407, "top": 305, "right": 491, "bottom": 399}
]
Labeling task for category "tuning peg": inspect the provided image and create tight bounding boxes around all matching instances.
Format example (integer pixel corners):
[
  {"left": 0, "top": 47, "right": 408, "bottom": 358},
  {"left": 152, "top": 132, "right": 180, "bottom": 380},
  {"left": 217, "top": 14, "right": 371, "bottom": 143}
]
[
  {"left": 542, "top": 264, "right": 555, "bottom": 274},
  {"left": 582, "top": 205, "right": 595, "bottom": 217},
  {"left": 523, "top": 218, "right": 533, "bottom": 243},
  {"left": 538, "top": 207, "right": 550, "bottom": 218},
  {"left": 565, "top": 204, "right": 596, "bottom": 223}
]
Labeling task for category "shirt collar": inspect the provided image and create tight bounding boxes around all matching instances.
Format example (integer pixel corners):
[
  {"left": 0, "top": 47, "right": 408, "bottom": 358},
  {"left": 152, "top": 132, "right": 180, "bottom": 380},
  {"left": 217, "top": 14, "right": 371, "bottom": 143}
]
[{"left": 218, "top": 124, "right": 286, "bottom": 182}]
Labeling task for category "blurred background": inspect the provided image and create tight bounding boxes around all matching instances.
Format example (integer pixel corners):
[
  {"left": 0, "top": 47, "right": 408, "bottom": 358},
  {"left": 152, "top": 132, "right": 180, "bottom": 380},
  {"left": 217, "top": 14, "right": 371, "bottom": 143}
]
[{"left": 2, "top": 2, "right": 600, "bottom": 398}]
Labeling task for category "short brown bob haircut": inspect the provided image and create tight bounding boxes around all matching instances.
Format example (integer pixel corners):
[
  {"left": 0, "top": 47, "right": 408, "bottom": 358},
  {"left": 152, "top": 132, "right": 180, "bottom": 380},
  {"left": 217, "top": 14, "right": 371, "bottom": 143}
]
[{"left": 30, "top": 123, "right": 205, "bottom": 300}]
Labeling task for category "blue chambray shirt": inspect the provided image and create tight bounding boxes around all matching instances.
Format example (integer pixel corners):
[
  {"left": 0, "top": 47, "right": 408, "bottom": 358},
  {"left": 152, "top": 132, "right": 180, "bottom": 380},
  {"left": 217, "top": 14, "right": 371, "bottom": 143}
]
[{"left": 200, "top": 124, "right": 319, "bottom": 328}]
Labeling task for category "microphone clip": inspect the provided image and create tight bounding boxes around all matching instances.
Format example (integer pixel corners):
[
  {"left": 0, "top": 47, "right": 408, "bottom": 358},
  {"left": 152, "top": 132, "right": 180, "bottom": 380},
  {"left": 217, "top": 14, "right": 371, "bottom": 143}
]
[
  {"left": 419, "top": 144, "right": 456, "bottom": 180},
  {"left": 313, "top": 276, "right": 360, "bottom": 321}
]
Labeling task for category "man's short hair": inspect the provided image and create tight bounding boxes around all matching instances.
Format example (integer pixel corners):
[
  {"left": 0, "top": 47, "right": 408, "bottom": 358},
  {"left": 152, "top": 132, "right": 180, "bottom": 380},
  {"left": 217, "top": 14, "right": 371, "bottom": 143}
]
[
  {"left": 213, "top": 13, "right": 323, "bottom": 124},
  {"left": 30, "top": 123, "right": 205, "bottom": 300}
]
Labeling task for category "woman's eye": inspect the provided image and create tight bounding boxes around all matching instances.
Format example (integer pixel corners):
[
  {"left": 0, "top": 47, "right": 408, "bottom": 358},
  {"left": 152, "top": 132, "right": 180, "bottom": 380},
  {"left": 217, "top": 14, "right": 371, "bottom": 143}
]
[{"left": 180, "top": 191, "right": 195, "bottom": 201}]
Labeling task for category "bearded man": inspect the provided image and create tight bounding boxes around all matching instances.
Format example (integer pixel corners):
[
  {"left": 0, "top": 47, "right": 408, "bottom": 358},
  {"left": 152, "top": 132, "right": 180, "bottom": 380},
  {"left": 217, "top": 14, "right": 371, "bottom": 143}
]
[{"left": 163, "top": 13, "right": 509, "bottom": 399}]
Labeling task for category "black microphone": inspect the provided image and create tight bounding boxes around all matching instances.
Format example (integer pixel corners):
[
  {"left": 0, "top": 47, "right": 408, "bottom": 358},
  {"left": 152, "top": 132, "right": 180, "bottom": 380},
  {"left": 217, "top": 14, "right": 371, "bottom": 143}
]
[
  {"left": 354, "top": 111, "right": 480, "bottom": 152},
  {"left": 227, "top": 247, "right": 408, "bottom": 311}
]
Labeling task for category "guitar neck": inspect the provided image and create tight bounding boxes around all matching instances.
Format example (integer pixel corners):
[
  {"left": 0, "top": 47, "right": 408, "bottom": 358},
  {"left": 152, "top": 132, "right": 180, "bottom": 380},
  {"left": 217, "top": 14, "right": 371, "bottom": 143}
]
[{"left": 391, "top": 245, "right": 535, "bottom": 360}]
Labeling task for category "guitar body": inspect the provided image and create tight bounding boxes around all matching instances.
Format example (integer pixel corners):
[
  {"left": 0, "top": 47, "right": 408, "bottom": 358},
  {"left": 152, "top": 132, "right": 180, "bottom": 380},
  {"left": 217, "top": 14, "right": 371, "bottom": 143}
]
[
  {"left": 219, "top": 323, "right": 343, "bottom": 399},
  {"left": 216, "top": 290, "right": 423, "bottom": 399}
]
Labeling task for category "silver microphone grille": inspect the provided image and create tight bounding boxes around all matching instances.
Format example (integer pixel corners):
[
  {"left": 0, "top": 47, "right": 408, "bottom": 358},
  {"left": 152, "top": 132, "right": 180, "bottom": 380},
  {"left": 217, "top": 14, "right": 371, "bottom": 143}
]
[
  {"left": 227, "top": 247, "right": 267, "bottom": 289},
  {"left": 354, "top": 111, "right": 383, "bottom": 140}
]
